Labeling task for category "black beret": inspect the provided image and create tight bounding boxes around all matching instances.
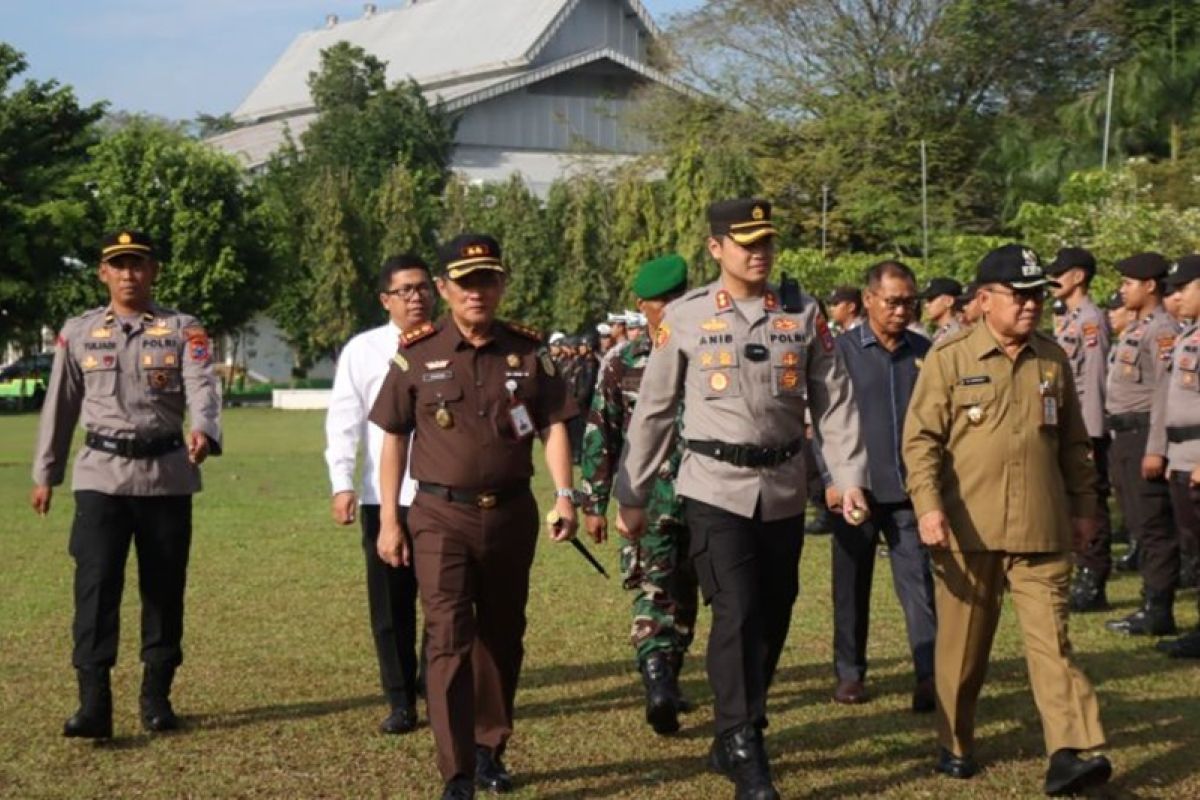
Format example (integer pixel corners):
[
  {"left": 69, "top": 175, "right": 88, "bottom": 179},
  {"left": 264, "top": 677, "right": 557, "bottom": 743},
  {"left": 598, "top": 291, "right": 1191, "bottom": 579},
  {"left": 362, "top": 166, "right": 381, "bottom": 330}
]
[
  {"left": 708, "top": 198, "right": 776, "bottom": 245},
  {"left": 1047, "top": 246, "right": 1096, "bottom": 277},
  {"left": 100, "top": 230, "right": 156, "bottom": 260},
  {"left": 1114, "top": 252, "right": 1170, "bottom": 280},
  {"left": 439, "top": 234, "right": 504, "bottom": 280},
  {"left": 918, "top": 277, "right": 963, "bottom": 300},
  {"left": 1165, "top": 254, "right": 1200, "bottom": 287}
]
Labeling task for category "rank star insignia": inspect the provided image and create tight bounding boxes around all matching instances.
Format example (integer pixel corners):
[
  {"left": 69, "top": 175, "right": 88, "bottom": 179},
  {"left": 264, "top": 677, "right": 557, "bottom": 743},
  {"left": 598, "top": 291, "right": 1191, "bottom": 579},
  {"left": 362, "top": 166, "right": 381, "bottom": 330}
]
[
  {"left": 700, "top": 352, "right": 715, "bottom": 368},
  {"left": 718, "top": 350, "right": 734, "bottom": 367}
]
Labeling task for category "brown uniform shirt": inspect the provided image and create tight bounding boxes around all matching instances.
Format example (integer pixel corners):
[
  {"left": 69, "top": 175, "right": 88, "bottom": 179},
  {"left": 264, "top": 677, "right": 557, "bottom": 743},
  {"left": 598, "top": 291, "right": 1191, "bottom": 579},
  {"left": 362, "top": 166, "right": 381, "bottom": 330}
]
[
  {"left": 902, "top": 322, "right": 1098, "bottom": 552},
  {"left": 1148, "top": 322, "right": 1200, "bottom": 470},
  {"left": 1054, "top": 297, "right": 1110, "bottom": 439},
  {"left": 368, "top": 318, "right": 577, "bottom": 488},
  {"left": 31, "top": 304, "right": 222, "bottom": 495},
  {"left": 615, "top": 280, "right": 867, "bottom": 521},
  {"left": 1105, "top": 305, "right": 1179, "bottom": 416}
]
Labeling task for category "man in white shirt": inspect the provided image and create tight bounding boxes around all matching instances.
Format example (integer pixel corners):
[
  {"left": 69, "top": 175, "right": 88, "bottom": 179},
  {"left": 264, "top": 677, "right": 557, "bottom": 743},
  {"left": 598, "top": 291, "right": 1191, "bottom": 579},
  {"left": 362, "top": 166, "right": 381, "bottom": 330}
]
[{"left": 325, "top": 254, "right": 433, "bottom": 734}]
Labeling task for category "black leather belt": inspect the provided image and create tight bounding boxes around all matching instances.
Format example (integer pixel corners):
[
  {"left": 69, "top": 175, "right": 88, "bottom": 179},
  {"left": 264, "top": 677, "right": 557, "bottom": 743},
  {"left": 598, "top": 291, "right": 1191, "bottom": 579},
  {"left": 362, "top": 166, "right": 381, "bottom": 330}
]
[
  {"left": 686, "top": 438, "right": 802, "bottom": 469},
  {"left": 1108, "top": 412, "right": 1150, "bottom": 433},
  {"left": 1167, "top": 425, "right": 1200, "bottom": 443},
  {"left": 417, "top": 482, "right": 529, "bottom": 509},
  {"left": 85, "top": 431, "right": 184, "bottom": 459}
]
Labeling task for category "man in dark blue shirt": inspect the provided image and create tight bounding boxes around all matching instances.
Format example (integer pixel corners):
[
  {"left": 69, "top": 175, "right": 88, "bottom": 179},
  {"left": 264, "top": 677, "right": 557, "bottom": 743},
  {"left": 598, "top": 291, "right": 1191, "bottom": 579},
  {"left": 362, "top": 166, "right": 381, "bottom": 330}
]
[{"left": 822, "top": 260, "right": 938, "bottom": 712}]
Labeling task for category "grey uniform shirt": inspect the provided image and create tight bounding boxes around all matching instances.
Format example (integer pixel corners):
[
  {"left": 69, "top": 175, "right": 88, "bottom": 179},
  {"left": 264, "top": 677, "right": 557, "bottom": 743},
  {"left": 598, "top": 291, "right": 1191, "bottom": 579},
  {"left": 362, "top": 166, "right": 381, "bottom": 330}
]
[
  {"left": 1106, "top": 305, "right": 1180, "bottom": 416},
  {"left": 1055, "top": 297, "right": 1110, "bottom": 439},
  {"left": 615, "top": 281, "right": 867, "bottom": 521},
  {"left": 932, "top": 318, "right": 962, "bottom": 344},
  {"left": 32, "top": 304, "right": 223, "bottom": 495},
  {"left": 1148, "top": 322, "right": 1200, "bottom": 470}
]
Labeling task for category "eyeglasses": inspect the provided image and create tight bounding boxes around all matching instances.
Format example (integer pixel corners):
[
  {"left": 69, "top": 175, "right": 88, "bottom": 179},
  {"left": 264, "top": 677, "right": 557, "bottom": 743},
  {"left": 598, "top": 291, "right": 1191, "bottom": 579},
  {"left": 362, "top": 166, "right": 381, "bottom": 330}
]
[
  {"left": 876, "top": 296, "right": 918, "bottom": 311},
  {"left": 382, "top": 284, "right": 432, "bottom": 298},
  {"left": 987, "top": 286, "right": 1046, "bottom": 305}
]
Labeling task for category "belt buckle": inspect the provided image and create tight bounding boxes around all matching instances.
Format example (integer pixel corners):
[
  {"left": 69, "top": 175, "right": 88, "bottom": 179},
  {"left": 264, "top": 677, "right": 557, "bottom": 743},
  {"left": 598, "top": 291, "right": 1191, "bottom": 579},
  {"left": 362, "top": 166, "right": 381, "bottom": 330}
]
[{"left": 476, "top": 492, "right": 498, "bottom": 510}]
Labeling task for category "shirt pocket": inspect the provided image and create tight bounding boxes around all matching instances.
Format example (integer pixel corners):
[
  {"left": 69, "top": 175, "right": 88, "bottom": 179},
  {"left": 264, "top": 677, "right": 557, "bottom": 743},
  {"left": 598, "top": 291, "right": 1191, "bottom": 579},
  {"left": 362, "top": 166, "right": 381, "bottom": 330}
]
[
  {"left": 1178, "top": 352, "right": 1200, "bottom": 391},
  {"left": 82, "top": 364, "right": 119, "bottom": 395},
  {"left": 142, "top": 350, "right": 182, "bottom": 394},
  {"left": 1116, "top": 344, "right": 1141, "bottom": 382},
  {"left": 695, "top": 347, "right": 741, "bottom": 399},
  {"left": 770, "top": 344, "right": 806, "bottom": 398},
  {"left": 952, "top": 382, "right": 997, "bottom": 427},
  {"left": 417, "top": 380, "right": 465, "bottom": 425}
]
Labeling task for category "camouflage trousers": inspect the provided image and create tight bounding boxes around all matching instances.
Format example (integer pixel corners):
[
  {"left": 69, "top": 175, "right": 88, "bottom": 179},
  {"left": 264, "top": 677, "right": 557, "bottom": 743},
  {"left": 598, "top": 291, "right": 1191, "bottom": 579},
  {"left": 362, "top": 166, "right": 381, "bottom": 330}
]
[{"left": 620, "top": 519, "right": 698, "bottom": 664}]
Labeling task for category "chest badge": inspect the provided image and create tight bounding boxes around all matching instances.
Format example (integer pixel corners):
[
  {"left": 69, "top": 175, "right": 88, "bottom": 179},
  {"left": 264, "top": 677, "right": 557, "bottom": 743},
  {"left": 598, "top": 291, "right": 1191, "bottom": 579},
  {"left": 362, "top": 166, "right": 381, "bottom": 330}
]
[
  {"left": 91, "top": 327, "right": 112, "bottom": 339},
  {"left": 772, "top": 317, "right": 799, "bottom": 332},
  {"left": 435, "top": 406, "right": 454, "bottom": 429},
  {"left": 967, "top": 406, "right": 984, "bottom": 425},
  {"left": 506, "top": 354, "right": 521, "bottom": 368},
  {"left": 709, "top": 372, "right": 729, "bottom": 392},
  {"left": 701, "top": 318, "right": 728, "bottom": 333}
]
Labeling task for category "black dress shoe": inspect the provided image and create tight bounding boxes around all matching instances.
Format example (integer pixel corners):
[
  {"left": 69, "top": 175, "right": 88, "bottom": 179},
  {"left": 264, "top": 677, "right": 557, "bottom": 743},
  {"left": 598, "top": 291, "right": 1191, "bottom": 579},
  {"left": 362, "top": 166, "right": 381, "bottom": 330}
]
[
  {"left": 379, "top": 705, "right": 418, "bottom": 734},
  {"left": 1105, "top": 592, "right": 1177, "bottom": 636},
  {"left": 1044, "top": 749, "right": 1112, "bottom": 796},
  {"left": 935, "top": 747, "right": 977, "bottom": 779},
  {"left": 475, "top": 746, "right": 513, "bottom": 793},
  {"left": 1113, "top": 542, "right": 1140, "bottom": 572},
  {"left": 1069, "top": 568, "right": 1109, "bottom": 613},
  {"left": 64, "top": 668, "right": 113, "bottom": 739},
  {"left": 441, "top": 776, "right": 475, "bottom": 800},
  {"left": 1156, "top": 630, "right": 1200, "bottom": 658},
  {"left": 912, "top": 679, "right": 936, "bottom": 714}
]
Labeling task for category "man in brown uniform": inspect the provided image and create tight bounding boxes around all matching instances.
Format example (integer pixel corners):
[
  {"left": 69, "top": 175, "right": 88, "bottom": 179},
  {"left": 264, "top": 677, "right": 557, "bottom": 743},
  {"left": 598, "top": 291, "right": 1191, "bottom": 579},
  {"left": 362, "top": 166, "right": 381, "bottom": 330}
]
[
  {"left": 1104, "top": 253, "right": 1182, "bottom": 636},
  {"left": 903, "top": 244, "right": 1111, "bottom": 796},
  {"left": 368, "top": 234, "right": 578, "bottom": 800},
  {"left": 1046, "top": 247, "right": 1114, "bottom": 611},
  {"left": 617, "top": 199, "right": 869, "bottom": 800},
  {"left": 1149, "top": 256, "right": 1200, "bottom": 658},
  {"left": 31, "top": 230, "right": 222, "bottom": 739}
]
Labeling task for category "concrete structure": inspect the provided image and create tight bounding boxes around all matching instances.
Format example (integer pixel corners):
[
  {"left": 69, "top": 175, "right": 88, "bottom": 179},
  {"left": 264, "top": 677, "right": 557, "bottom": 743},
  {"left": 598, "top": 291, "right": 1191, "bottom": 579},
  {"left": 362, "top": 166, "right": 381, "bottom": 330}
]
[{"left": 208, "top": 0, "right": 689, "bottom": 195}]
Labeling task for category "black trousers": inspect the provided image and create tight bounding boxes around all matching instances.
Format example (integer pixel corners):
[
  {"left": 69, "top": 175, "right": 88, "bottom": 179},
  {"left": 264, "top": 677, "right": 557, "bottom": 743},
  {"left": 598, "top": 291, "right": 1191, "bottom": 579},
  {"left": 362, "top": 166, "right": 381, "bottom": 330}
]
[
  {"left": 686, "top": 498, "right": 803, "bottom": 736},
  {"left": 360, "top": 504, "right": 422, "bottom": 709},
  {"left": 70, "top": 491, "right": 192, "bottom": 669},
  {"left": 1111, "top": 427, "right": 1177, "bottom": 593},
  {"left": 1169, "top": 472, "right": 1200, "bottom": 603},
  {"left": 831, "top": 502, "right": 936, "bottom": 684},
  {"left": 1076, "top": 436, "right": 1114, "bottom": 577}
]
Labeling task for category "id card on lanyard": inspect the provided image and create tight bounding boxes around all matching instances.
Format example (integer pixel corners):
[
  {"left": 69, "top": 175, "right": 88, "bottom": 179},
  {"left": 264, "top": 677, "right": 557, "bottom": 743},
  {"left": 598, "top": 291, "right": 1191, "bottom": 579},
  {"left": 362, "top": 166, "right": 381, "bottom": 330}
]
[{"left": 506, "top": 379, "right": 535, "bottom": 439}]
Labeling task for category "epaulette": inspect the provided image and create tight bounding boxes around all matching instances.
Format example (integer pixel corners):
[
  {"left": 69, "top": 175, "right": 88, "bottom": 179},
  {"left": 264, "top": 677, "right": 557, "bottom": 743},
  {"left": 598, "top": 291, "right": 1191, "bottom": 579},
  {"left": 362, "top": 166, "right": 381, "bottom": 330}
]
[
  {"left": 503, "top": 320, "right": 543, "bottom": 342},
  {"left": 931, "top": 327, "right": 973, "bottom": 351},
  {"left": 400, "top": 321, "right": 438, "bottom": 348},
  {"left": 681, "top": 286, "right": 710, "bottom": 302}
]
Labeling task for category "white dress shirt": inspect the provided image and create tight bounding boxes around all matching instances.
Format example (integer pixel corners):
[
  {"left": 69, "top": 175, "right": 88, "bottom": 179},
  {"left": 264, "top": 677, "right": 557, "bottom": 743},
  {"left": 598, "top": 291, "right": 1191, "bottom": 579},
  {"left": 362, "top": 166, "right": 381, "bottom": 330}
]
[{"left": 324, "top": 322, "right": 416, "bottom": 506}]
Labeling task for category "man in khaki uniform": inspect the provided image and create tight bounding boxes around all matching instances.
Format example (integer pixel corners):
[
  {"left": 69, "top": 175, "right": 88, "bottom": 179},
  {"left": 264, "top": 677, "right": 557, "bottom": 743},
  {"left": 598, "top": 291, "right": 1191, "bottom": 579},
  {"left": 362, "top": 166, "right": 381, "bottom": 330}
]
[
  {"left": 1046, "top": 247, "right": 1114, "bottom": 611},
  {"left": 1149, "top": 256, "right": 1200, "bottom": 658},
  {"left": 31, "top": 230, "right": 222, "bottom": 739},
  {"left": 1104, "top": 253, "right": 1182, "bottom": 636},
  {"left": 903, "top": 244, "right": 1111, "bottom": 797},
  {"left": 616, "top": 198, "right": 869, "bottom": 800}
]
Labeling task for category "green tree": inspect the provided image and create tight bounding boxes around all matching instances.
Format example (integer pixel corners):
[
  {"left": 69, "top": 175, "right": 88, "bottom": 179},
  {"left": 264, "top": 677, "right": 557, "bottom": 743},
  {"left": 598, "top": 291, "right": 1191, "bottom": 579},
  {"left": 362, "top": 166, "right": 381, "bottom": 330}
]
[
  {"left": 85, "top": 118, "right": 273, "bottom": 336},
  {"left": 0, "top": 43, "right": 104, "bottom": 349}
]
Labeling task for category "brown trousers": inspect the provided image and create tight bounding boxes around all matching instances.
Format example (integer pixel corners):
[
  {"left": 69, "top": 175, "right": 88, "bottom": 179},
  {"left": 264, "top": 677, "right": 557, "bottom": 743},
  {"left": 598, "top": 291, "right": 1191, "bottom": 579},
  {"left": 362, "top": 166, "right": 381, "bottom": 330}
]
[
  {"left": 408, "top": 489, "right": 539, "bottom": 782},
  {"left": 931, "top": 549, "right": 1105, "bottom": 758}
]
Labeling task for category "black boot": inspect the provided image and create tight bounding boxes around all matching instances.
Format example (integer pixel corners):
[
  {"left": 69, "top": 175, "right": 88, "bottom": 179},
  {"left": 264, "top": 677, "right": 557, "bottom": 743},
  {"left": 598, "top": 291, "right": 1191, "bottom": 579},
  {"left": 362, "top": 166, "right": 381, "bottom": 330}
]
[
  {"left": 710, "top": 725, "right": 780, "bottom": 800},
  {"left": 140, "top": 664, "right": 180, "bottom": 732},
  {"left": 63, "top": 667, "right": 113, "bottom": 739},
  {"left": 1105, "top": 590, "right": 1177, "bottom": 636},
  {"left": 640, "top": 652, "right": 680, "bottom": 735},
  {"left": 1156, "top": 629, "right": 1200, "bottom": 658},
  {"left": 1069, "top": 567, "right": 1109, "bottom": 613},
  {"left": 666, "top": 651, "right": 694, "bottom": 713},
  {"left": 1113, "top": 541, "right": 1140, "bottom": 573}
]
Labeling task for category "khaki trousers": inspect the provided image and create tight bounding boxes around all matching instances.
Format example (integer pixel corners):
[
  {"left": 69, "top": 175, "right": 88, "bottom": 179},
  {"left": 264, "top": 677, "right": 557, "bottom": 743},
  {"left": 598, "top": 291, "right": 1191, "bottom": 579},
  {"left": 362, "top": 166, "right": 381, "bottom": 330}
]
[{"left": 930, "top": 549, "right": 1105, "bottom": 757}]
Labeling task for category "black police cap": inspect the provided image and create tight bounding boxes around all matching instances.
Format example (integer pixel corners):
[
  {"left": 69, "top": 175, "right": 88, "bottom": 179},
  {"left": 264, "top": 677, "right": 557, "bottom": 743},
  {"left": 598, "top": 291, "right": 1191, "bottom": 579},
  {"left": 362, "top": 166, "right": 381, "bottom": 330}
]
[
  {"left": 439, "top": 234, "right": 504, "bottom": 280},
  {"left": 918, "top": 277, "right": 963, "bottom": 300},
  {"left": 708, "top": 198, "right": 777, "bottom": 245},
  {"left": 1114, "top": 252, "right": 1169, "bottom": 280},
  {"left": 976, "top": 244, "right": 1058, "bottom": 289},
  {"left": 100, "top": 230, "right": 156, "bottom": 261},
  {"left": 1047, "top": 246, "right": 1096, "bottom": 277},
  {"left": 1165, "top": 254, "right": 1200, "bottom": 287}
]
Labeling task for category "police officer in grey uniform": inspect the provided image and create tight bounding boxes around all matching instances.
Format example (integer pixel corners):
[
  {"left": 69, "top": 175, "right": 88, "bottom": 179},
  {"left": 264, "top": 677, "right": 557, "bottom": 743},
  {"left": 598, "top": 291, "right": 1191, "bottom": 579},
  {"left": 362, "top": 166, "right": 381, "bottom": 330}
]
[
  {"left": 31, "top": 230, "right": 222, "bottom": 738},
  {"left": 1104, "top": 252, "right": 1182, "bottom": 636},
  {"left": 1046, "top": 247, "right": 1114, "bottom": 611},
  {"left": 1150, "top": 256, "right": 1200, "bottom": 657},
  {"left": 616, "top": 199, "right": 868, "bottom": 800}
]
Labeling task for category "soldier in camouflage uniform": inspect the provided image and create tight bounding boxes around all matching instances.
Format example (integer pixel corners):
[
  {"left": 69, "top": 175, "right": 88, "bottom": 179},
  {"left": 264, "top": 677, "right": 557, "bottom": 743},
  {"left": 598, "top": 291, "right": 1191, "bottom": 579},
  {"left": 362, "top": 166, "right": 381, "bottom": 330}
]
[{"left": 580, "top": 253, "right": 697, "bottom": 736}]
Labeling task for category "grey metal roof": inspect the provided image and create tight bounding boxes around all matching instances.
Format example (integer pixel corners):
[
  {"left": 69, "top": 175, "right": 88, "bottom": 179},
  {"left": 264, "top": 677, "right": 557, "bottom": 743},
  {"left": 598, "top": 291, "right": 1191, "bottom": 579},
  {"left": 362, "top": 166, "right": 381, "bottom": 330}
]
[{"left": 233, "top": 0, "right": 661, "bottom": 122}]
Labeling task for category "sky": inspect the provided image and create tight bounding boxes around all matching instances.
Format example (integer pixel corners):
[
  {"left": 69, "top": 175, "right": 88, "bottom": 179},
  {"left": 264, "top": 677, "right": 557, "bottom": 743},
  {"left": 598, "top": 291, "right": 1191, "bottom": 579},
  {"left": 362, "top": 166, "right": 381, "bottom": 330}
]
[{"left": 5, "top": 0, "right": 701, "bottom": 121}]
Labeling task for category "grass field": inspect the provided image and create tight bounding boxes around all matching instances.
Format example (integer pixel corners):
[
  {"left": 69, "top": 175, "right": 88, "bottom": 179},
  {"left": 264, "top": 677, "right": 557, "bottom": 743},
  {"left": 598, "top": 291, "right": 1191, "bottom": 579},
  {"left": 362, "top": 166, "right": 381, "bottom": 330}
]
[{"left": 1, "top": 408, "right": 1197, "bottom": 799}]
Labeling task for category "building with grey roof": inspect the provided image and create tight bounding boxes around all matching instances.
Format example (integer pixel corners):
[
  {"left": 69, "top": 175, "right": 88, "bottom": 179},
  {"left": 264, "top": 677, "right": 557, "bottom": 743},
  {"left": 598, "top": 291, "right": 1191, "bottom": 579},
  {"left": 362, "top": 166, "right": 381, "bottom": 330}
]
[{"left": 208, "top": 0, "right": 689, "bottom": 195}]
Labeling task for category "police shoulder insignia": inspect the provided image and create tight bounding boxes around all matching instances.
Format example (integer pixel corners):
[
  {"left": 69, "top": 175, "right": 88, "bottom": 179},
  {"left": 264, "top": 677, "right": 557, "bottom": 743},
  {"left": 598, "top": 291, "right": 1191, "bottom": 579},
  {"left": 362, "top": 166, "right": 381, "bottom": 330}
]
[
  {"left": 392, "top": 353, "right": 410, "bottom": 372},
  {"left": 504, "top": 320, "right": 543, "bottom": 342},
  {"left": 763, "top": 291, "right": 779, "bottom": 312},
  {"left": 654, "top": 322, "right": 671, "bottom": 350},
  {"left": 815, "top": 315, "right": 834, "bottom": 353},
  {"left": 715, "top": 290, "right": 732, "bottom": 311},
  {"left": 401, "top": 322, "right": 437, "bottom": 348}
]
